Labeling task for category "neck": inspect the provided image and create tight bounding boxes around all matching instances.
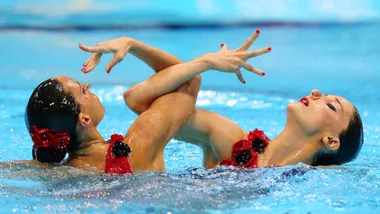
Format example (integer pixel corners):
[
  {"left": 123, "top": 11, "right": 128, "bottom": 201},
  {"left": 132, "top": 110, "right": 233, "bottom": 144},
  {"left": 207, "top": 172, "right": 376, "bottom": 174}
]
[
  {"left": 76, "top": 126, "right": 105, "bottom": 150},
  {"left": 260, "top": 125, "right": 322, "bottom": 167},
  {"left": 66, "top": 127, "right": 108, "bottom": 172}
]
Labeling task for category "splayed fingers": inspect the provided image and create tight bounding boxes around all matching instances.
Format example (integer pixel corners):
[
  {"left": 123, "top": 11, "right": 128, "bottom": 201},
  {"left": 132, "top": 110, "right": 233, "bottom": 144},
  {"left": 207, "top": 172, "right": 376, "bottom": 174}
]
[
  {"left": 212, "top": 30, "right": 270, "bottom": 83},
  {"left": 234, "top": 70, "right": 246, "bottom": 84},
  {"left": 240, "top": 62, "right": 265, "bottom": 76},
  {"left": 231, "top": 62, "right": 264, "bottom": 84},
  {"left": 233, "top": 62, "right": 264, "bottom": 84},
  {"left": 237, "top": 29, "right": 260, "bottom": 51},
  {"left": 242, "top": 46, "right": 272, "bottom": 60}
]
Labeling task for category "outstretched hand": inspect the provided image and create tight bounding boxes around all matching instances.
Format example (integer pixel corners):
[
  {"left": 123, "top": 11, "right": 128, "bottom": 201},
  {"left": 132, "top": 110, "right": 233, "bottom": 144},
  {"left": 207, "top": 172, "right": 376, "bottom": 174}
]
[
  {"left": 201, "top": 29, "right": 271, "bottom": 83},
  {"left": 78, "top": 30, "right": 271, "bottom": 82},
  {"left": 79, "top": 37, "right": 131, "bottom": 73}
]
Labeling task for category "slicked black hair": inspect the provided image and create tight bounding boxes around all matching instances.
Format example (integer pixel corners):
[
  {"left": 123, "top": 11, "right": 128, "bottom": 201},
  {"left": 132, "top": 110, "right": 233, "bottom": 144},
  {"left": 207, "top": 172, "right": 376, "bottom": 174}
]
[
  {"left": 313, "top": 107, "right": 364, "bottom": 166},
  {"left": 25, "top": 78, "right": 81, "bottom": 163}
]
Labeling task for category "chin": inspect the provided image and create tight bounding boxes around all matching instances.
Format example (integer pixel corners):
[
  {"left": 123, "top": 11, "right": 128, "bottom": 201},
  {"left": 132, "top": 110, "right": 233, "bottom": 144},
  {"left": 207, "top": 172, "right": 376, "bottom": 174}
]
[
  {"left": 286, "top": 110, "right": 320, "bottom": 136},
  {"left": 287, "top": 101, "right": 307, "bottom": 112},
  {"left": 286, "top": 103, "right": 307, "bottom": 127},
  {"left": 286, "top": 103, "right": 299, "bottom": 115},
  {"left": 99, "top": 107, "right": 105, "bottom": 120}
]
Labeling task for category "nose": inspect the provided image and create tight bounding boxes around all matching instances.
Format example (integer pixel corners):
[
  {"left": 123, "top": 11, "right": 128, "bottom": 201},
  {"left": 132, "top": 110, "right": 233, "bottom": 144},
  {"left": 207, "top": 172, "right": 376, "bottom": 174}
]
[
  {"left": 82, "top": 84, "right": 91, "bottom": 90},
  {"left": 311, "top": 89, "right": 321, "bottom": 100}
]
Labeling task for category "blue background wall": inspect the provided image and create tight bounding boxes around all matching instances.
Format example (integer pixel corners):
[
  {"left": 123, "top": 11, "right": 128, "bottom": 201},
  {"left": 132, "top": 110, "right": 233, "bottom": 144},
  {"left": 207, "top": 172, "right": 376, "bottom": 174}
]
[
  {"left": 1, "top": 0, "right": 379, "bottom": 93},
  {"left": 1, "top": 0, "right": 380, "bottom": 28}
]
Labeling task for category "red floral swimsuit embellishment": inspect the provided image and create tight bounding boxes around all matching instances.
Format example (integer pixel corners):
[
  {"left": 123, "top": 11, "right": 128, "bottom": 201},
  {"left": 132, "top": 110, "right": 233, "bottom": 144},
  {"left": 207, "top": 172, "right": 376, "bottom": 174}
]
[
  {"left": 220, "top": 128, "right": 270, "bottom": 168},
  {"left": 104, "top": 134, "right": 133, "bottom": 175},
  {"left": 29, "top": 126, "right": 70, "bottom": 151}
]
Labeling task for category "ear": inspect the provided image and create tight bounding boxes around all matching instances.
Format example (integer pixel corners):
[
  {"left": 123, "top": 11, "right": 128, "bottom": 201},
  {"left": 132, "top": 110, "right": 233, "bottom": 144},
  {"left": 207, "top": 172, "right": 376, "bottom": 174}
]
[
  {"left": 78, "top": 113, "right": 92, "bottom": 128},
  {"left": 322, "top": 135, "right": 340, "bottom": 151}
]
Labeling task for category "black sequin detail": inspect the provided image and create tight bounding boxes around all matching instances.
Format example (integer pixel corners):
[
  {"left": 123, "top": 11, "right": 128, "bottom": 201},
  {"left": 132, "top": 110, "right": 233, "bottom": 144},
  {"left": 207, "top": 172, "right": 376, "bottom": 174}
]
[
  {"left": 235, "top": 150, "right": 252, "bottom": 165},
  {"left": 112, "top": 141, "right": 131, "bottom": 157},
  {"left": 252, "top": 138, "right": 265, "bottom": 153}
]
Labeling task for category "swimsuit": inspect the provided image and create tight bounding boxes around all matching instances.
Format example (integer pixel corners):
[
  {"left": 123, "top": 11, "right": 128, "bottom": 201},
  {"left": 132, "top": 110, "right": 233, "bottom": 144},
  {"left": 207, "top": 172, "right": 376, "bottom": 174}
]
[
  {"left": 104, "top": 134, "right": 132, "bottom": 174},
  {"left": 220, "top": 128, "right": 270, "bottom": 168},
  {"left": 105, "top": 129, "right": 270, "bottom": 173}
]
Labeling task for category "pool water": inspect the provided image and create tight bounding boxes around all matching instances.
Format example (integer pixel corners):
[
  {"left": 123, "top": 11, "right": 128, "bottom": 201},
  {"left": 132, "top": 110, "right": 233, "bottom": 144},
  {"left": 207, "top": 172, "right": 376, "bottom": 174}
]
[{"left": 0, "top": 25, "right": 380, "bottom": 213}]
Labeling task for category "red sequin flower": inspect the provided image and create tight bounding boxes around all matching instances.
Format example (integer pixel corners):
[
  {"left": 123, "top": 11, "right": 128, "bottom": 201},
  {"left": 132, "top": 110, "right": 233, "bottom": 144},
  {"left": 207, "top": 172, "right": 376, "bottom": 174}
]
[
  {"left": 108, "top": 134, "right": 125, "bottom": 143},
  {"left": 247, "top": 128, "right": 270, "bottom": 147},
  {"left": 105, "top": 134, "right": 132, "bottom": 174},
  {"left": 220, "top": 128, "right": 270, "bottom": 168}
]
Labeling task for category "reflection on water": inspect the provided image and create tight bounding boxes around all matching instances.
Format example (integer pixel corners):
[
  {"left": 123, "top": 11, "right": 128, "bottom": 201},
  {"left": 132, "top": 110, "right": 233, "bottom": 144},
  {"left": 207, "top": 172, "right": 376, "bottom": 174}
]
[
  {"left": 0, "top": 161, "right": 321, "bottom": 212},
  {"left": 1, "top": 160, "right": 378, "bottom": 213}
]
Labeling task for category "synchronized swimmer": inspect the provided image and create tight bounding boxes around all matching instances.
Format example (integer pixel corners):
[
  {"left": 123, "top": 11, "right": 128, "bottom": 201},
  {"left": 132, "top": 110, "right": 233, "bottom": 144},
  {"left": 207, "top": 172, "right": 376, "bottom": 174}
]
[{"left": 23, "top": 30, "right": 363, "bottom": 174}]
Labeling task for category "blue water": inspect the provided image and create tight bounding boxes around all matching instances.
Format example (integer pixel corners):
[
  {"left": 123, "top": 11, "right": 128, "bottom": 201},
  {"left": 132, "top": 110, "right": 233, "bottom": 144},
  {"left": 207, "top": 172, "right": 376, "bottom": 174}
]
[{"left": 0, "top": 25, "right": 380, "bottom": 213}]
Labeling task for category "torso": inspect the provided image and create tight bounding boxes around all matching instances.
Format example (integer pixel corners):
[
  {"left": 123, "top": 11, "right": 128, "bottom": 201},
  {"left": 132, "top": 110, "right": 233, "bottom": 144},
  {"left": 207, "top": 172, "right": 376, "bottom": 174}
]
[
  {"left": 66, "top": 125, "right": 261, "bottom": 173},
  {"left": 177, "top": 126, "right": 270, "bottom": 170}
]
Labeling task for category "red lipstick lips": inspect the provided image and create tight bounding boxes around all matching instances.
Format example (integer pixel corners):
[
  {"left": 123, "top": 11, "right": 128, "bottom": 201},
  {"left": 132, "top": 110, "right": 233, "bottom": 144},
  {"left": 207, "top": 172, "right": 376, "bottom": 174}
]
[{"left": 298, "top": 97, "right": 309, "bottom": 106}]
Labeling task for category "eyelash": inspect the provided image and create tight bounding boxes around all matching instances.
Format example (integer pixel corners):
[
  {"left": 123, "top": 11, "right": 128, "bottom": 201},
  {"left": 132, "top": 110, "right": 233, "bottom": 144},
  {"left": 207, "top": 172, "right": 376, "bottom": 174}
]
[{"left": 327, "top": 103, "right": 336, "bottom": 111}]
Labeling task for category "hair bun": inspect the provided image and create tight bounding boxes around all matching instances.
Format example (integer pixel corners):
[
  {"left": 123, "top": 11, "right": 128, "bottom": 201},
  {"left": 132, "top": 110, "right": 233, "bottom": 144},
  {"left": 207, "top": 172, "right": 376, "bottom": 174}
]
[
  {"left": 32, "top": 145, "right": 67, "bottom": 163},
  {"left": 29, "top": 126, "right": 70, "bottom": 163}
]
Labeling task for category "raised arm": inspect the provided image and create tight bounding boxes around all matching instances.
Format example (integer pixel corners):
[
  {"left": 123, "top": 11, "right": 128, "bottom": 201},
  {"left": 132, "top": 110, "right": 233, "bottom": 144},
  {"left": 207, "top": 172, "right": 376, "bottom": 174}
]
[
  {"left": 79, "top": 37, "right": 196, "bottom": 113},
  {"left": 129, "top": 39, "right": 183, "bottom": 72},
  {"left": 116, "top": 52, "right": 261, "bottom": 170},
  {"left": 124, "top": 31, "right": 270, "bottom": 113},
  {"left": 79, "top": 30, "right": 270, "bottom": 113},
  {"left": 78, "top": 31, "right": 271, "bottom": 169},
  {"left": 121, "top": 31, "right": 271, "bottom": 168},
  {"left": 79, "top": 37, "right": 183, "bottom": 73}
]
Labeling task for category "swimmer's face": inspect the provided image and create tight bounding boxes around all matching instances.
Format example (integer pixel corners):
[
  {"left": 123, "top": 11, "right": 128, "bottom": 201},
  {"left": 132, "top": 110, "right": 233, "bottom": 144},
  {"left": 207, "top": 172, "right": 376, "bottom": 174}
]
[
  {"left": 56, "top": 76, "right": 105, "bottom": 126},
  {"left": 287, "top": 89, "right": 355, "bottom": 137}
]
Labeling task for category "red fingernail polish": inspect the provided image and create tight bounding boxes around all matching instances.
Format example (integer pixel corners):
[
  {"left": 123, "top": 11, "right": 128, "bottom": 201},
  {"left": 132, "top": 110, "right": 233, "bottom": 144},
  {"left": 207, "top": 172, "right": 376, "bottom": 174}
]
[
  {"left": 267, "top": 47, "right": 272, "bottom": 51},
  {"left": 82, "top": 63, "right": 86, "bottom": 67},
  {"left": 221, "top": 43, "right": 225, "bottom": 47},
  {"left": 243, "top": 81, "right": 246, "bottom": 84},
  {"left": 106, "top": 68, "right": 110, "bottom": 73},
  {"left": 256, "top": 29, "right": 260, "bottom": 33},
  {"left": 82, "top": 68, "right": 86, "bottom": 72},
  {"left": 262, "top": 72, "right": 266, "bottom": 76}
]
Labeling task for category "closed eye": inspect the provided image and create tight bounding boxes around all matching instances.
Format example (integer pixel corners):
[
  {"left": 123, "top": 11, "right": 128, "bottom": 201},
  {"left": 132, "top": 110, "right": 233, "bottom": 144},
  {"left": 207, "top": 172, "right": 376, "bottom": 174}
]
[{"left": 327, "top": 103, "right": 336, "bottom": 111}]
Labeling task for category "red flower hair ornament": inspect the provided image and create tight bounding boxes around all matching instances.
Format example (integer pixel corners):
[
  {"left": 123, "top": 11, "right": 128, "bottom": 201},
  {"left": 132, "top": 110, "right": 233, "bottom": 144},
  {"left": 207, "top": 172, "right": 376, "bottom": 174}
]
[{"left": 29, "top": 126, "right": 70, "bottom": 151}]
